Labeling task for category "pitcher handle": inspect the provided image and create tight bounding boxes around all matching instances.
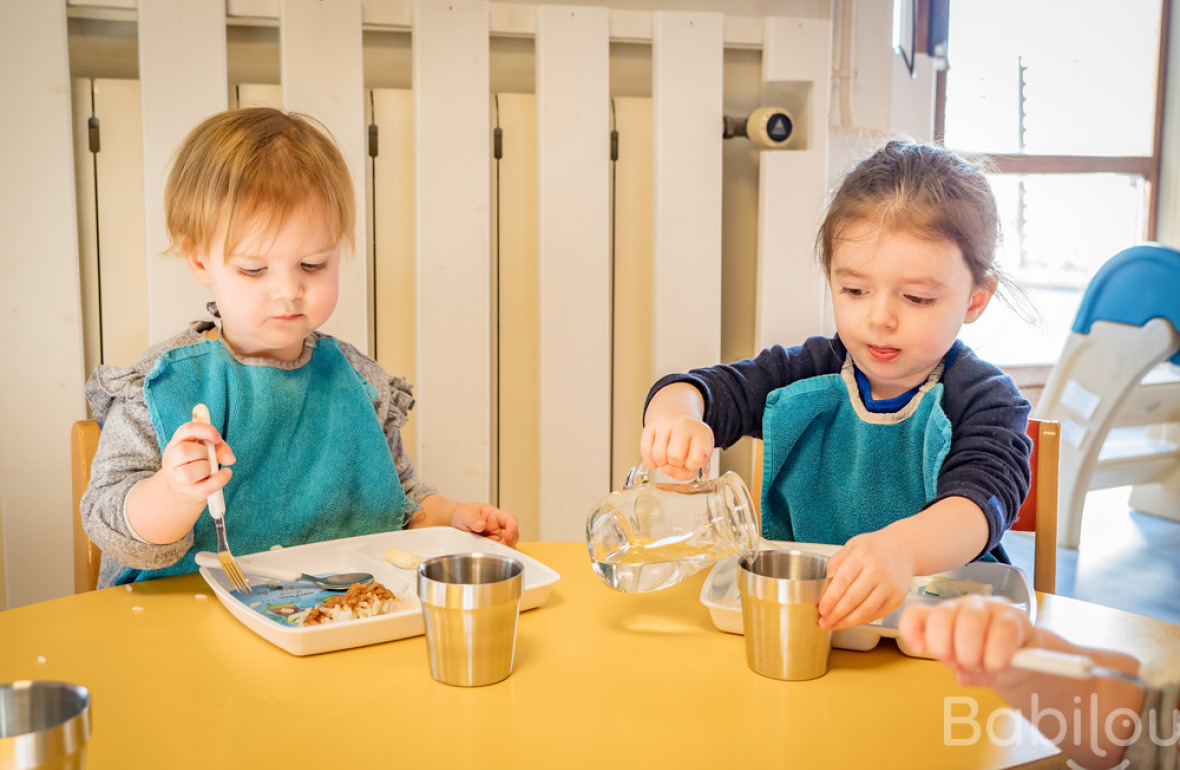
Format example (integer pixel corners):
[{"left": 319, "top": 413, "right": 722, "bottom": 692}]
[
  {"left": 624, "top": 461, "right": 650, "bottom": 489},
  {"left": 624, "top": 460, "right": 705, "bottom": 488}
]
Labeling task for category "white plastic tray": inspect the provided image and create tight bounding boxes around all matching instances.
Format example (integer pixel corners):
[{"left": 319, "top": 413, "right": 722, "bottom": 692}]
[
  {"left": 199, "top": 528, "right": 560, "bottom": 656},
  {"left": 700, "top": 541, "right": 1035, "bottom": 658}
]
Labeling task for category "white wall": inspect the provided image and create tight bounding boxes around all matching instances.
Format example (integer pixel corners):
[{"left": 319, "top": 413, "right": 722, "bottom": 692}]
[{"left": 0, "top": 1, "right": 89, "bottom": 607}]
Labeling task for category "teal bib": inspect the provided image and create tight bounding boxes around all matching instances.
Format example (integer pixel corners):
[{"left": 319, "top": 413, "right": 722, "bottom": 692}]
[
  {"left": 760, "top": 361, "right": 953, "bottom": 547},
  {"left": 122, "top": 336, "right": 412, "bottom": 584}
]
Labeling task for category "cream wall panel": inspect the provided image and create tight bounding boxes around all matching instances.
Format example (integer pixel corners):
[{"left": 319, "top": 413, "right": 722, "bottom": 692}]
[
  {"left": 412, "top": 0, "right": 492, "bottom": 503},
  {"left": 139, "top": 0, "right": 227, "bottom": 344},
  {"left": 536, "top": 5, "right": 611, "bottom": 540},
  {"left": 235, "top": 83, "right": 283, "bottom": 109},
  {"left": 651, "top": 11, "right": 723, "bottom": 378},
  {"left": 495, "top": 93, "right": 540, "bottom": 540},
  {"left": 371, "top": 89, "right": 418, "bottom": 468},
  {"left": 94, "top": 79, "right": 148, "bottom": 368},
  {"left": 611, "top": 97, "right": 654, "bottom": 491},
  {"left": 281, "top": 0, "right": 370, "bottom": 352},
  {"left": 0, "top": 0, "right": 87, "bottom": 607},
  {"left": 73, "top": 80, "right": 101, "bottom": 380},
  {"left": 754, "top": 17, "right": 831, "bottom": 351}
]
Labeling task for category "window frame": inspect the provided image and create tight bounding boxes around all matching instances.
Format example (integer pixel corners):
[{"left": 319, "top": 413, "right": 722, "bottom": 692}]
[{"left": 932, "top": 0, "right": 1172, "bottom": 240}]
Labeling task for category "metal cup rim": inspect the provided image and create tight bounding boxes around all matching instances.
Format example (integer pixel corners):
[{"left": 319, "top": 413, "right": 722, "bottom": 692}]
[
  {"left": 0, "top": 680, "right": 91, "bottom": 760},
  {"left": 739, "top": 548, "right": 829, "bottom": 578},
  {"left": 417, "top": 553, "right": 524, "bottom": 609},
  {"left": 417, "top": 552, "right": 524, "bottom": 584}
]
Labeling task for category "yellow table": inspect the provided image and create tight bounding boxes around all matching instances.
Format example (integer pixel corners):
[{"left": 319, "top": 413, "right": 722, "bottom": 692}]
[{"left": 1, "top": 542, "right": 1176, "bottom": 769}]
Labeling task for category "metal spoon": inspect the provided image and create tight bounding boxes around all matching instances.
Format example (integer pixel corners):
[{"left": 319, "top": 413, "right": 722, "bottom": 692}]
[{"left": 195, "top": 551, "right": 374, "bottom": 591}]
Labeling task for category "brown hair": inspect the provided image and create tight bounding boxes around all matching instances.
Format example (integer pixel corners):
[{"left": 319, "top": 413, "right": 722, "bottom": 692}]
[
  {"left": 817, "top": 140, "right": 1002, "bottom": 289},
  {"left": 164, "top": 107, "right": 354, "bottom": 259}
]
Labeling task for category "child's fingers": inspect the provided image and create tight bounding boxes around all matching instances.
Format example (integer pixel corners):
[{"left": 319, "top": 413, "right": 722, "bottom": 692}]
[
  {"left": 170, "top": 420, "right": 225, "bottom": 447},
  {"left": 898, "top": 604, "right": 933, "bottom": 654},
  {"left": 663, "top": 427, "right": 697, "bottom": 470},
  {"left": 658, "top": 464, "right": 701, "bottom": 481},
  {"left": 982, "top": 603, "right": 1030, "bottom": 672},
  {"left": 818, "top": 561, "right": 867, "bottom": 628},
  {"left": 920, "top": 601, "right": 960, "bottom": 663},
  {"left": 686, "top": 432, "right": 714, "bottom": 473},
  {"left": 463, "top": 507, "right": 489, "bottom": 533},
  {"left": 949, "top": 597, "right": 992, "bottom": 671},
  {"left": 192, "top": 467, "right": 232, "bottom": 499},
  {"left": 827, "top": 584, "right": 892, "bottom": 631},
  {"left": 639, "top": 425, "right": 658, "bottom": 469},
  {"left": 214, "top": 439, "right": 236, "bottom": 466},
  {"left": 645, "top": 426, "right": 673, "bottom": 470},
  {"left": 494, "top": 513, "right": 520, "bottom": 547}
]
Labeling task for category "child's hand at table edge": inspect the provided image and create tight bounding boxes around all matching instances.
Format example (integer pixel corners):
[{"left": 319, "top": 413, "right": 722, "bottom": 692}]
[
  {"left": 898, "top": 595, "right": 1039, "bottom": 689},
  {"left": 449, "top": 502, "right": 520, "bottom": 547},
  {"left": 818, "top": 529, "right": 914, "bottom": 631}
]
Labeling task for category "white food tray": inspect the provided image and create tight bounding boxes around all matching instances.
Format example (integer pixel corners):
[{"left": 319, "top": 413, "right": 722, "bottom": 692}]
[
  {"left": 199, "top": 528, "right": 560, "bottom": 656},
  {"left": 700, "top": 541, "right": 1035, "bottom": 658}
]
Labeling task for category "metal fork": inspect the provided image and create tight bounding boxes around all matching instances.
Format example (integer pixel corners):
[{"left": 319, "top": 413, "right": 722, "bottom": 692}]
[{"left": 192, "top": 405, "right": 251, "bottom": 596}]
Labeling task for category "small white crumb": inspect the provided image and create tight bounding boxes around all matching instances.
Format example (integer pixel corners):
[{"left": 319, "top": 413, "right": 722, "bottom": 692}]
[
  {"left": 269, "top": 544, "right": 284, "bottom": 551},
  {"left": 36, "top": 656, "right": 46, "bottom": 664},
  {"left": 194, "top": 594, "right": 208, "bottom": 600},
  {"left": 125, "top": 585, "right": 133, "bottom": 592},
  {"left": 249, "top": 602, "right": 262, "bottom": 608},
  {"left": 131, "top": 606, "right": 145, "bottom": 612}
]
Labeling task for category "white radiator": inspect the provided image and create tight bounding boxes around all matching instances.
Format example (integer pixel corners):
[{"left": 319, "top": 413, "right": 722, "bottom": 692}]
[{"left": 1, "top": 0, "right": 832, "bottom": 607}]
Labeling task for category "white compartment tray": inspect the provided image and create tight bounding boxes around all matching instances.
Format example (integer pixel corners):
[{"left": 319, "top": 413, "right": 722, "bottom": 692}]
[
  {"left": 700, "top": 541, "right": 1034, "bottom": 658},
  {"left": 199, "top": 528, "right": 560, "bottom": 656}
]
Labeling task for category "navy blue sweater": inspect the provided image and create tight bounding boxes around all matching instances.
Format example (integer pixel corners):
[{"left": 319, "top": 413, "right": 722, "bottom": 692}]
[{"left": 647, "top": 336, "right": 1032, "bottom": 563}]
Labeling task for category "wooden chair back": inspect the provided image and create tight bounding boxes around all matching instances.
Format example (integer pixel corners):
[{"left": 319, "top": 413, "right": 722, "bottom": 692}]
[
  {"left": 1011, "top": 417, "right": 1060, "bottom": 594},
  {"left": 70, "top": 420, "right": 103, "bottom": 592}
]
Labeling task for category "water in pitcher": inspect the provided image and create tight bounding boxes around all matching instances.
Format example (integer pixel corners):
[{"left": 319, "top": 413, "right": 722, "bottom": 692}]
[
  {"left": 587, "top": 474, "right": 757, "bottom": 592},
  {"left": 590, "top": 537, "right": 732, "bottom": 592}
]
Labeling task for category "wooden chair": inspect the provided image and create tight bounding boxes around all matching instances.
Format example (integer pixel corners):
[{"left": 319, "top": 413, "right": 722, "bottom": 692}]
[
  {"left": 748, "top": 416, "right": 1060, "bottom": 594},
  {"left": 70, "top": 420, "right": 103, "bottom": 592},
  {"left": 1011, "top": 418, "right": 1060, "bottom": 595}
]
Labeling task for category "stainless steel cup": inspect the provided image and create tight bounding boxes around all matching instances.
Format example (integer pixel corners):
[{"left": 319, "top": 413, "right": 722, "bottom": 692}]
[
  {"left": 418, "top": 553, "right": 524, "bottom": 687},
  {"left": 737, "top": 550, "right": 832, "bottom": 681},
  {"left": 0, "top": 680, "right": 91, "bottom": 770}
]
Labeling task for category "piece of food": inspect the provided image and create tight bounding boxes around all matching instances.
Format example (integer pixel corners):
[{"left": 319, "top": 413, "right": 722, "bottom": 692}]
[
  {"left": 921, "top": 577, "right": 995, "bottom": 599},
  {"left": 382, "top": 545, "right": 425, "bottom": 570},
  {"left": 297, "top": 581, "right": 414, "bottom": 626}
]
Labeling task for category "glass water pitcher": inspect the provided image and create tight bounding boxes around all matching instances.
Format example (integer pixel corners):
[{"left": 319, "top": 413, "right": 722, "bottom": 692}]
[{"left": 586, "top": 462, "right": 759, "bottom": 592}]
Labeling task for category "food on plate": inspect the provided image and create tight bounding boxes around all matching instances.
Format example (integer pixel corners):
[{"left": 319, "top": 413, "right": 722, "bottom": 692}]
[
  {"left": 920, "top": 577, "right": 995, "bottom": 599},
  {"left": 382, "top": 545, "right": 425, "bottom": 570},
  {"left": 296, "top": 581, "right": 414, "bottom": 626}
]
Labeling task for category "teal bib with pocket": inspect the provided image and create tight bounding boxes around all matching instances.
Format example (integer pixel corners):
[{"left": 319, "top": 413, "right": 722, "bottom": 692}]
[{"left": 121, "top": 336, "right": 412, "bottom": 584}]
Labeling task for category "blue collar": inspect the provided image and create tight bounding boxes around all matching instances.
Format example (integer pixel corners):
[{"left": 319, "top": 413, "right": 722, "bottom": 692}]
[
  {"left": 853, "top": 367, "right": 920, "bottom": 413},
  {"left": 852, "top": 340, "right": 962, "bottom": 413}
]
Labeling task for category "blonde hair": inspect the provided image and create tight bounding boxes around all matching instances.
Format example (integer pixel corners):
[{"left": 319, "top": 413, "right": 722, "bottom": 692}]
[{"left": 164, "top": 107, "right": 354, "bottom": 259}]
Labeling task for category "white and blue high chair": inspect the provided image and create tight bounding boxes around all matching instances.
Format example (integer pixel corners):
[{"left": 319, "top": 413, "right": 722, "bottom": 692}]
[{"left": 1033, "top": 244, "right": 1180, "bottom": 549}]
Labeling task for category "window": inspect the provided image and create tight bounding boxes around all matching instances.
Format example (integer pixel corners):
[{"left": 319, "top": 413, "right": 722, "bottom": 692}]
[{"left": 936, "top": 0, "right": 1170, "bottom": 367}]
